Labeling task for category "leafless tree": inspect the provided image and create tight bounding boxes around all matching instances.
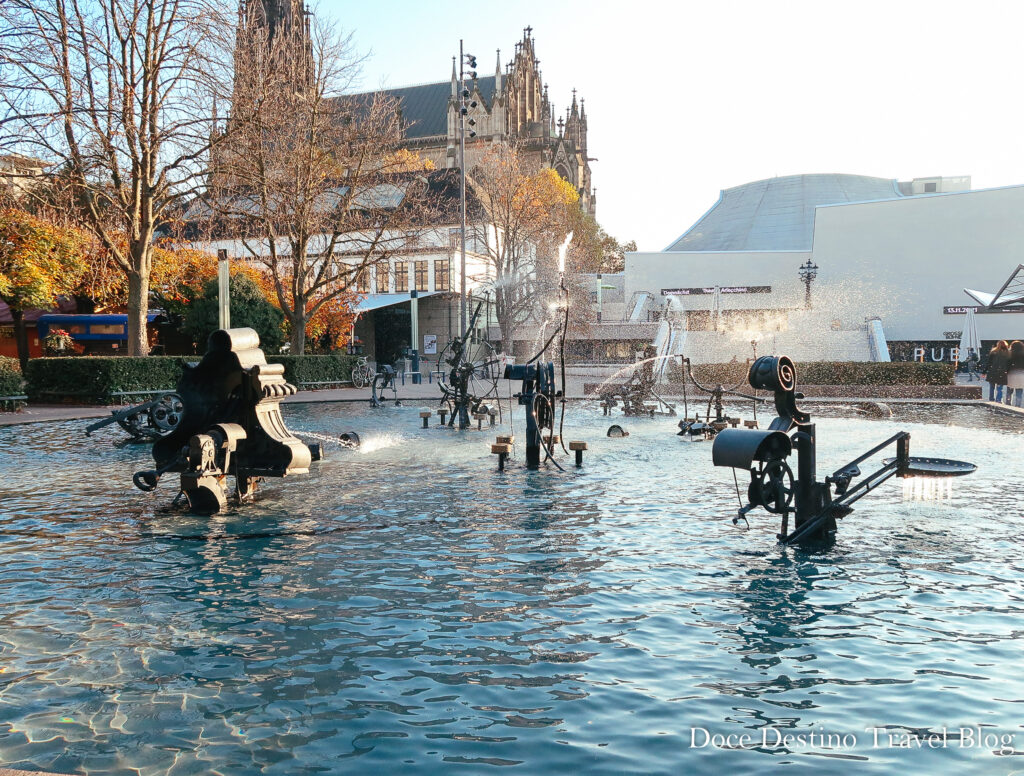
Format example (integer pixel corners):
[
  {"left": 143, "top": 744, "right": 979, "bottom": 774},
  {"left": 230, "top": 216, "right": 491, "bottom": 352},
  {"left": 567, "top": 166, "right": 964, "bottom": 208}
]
[
  {"left": 204, "top": 15, "right": 445, "bottom": 353},
  {"left": 0, "top": 0, "right": 236, "bottom": 355}
]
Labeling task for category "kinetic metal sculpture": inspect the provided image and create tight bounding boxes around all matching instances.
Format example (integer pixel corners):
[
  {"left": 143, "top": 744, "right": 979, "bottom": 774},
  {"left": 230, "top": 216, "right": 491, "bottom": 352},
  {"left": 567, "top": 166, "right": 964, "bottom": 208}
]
[
  {"left": 438, "top": 301, "right": 499, "bottom": 429},
  {"left": 601, "top": 345, "right": 676, "bottom": 417},
  {"left": 86, "top": 393, "right": 184, "bottom": 441},
  {"left": 133, "top": 328, "right": 318, "bottom": 513},
  {"left": 504, "top": 360, "right": 558, "bottom": 469},
  {"left": 676, "top": 357, "right": 752, "bottom": 440},
  {"left": 369, "top": 365, "right": 399, "bottom": 408},
  {"left": 712, "top": 355, "right": 975, "bottom": 543}
]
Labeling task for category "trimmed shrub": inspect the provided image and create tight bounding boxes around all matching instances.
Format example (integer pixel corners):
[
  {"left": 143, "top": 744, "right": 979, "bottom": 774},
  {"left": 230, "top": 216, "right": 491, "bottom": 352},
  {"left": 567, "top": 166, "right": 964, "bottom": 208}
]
[
  {"left": 25, "top": 353, "right": 359, "bottom": 403},
  {"left": 0, "top": 356, "right": 25, "bottom": 396},
  {"left": 667, "top": 360, "right": 954, "bottom": 387},
  {"left": 267, "top": 354, "right": 358, "bottom": 386},
  {"left": 26, "top": 356, "right": 188, "bottom": 404}
]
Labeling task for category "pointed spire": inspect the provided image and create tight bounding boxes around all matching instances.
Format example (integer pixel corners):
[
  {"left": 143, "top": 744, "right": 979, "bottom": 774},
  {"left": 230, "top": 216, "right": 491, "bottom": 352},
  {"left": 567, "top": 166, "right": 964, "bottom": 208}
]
[
  {"left": 495, "top": 49, "right": 502, "bottom": 91},
  {"left": 570, "top": 88, "right": 578, "bottom": 114},
  {"left": 451, "top": 56, "right": 457, "bottom": 97}
]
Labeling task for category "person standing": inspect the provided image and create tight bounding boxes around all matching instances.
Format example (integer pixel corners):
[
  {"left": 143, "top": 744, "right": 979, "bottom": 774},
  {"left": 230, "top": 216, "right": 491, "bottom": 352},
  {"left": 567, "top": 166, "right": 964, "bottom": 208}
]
[
  {"left": 1005, "top": 341, "right": 1024, "bottom": 407},
  {"left": 985, "top": 340, "right": 1010, "bottom": 402}
]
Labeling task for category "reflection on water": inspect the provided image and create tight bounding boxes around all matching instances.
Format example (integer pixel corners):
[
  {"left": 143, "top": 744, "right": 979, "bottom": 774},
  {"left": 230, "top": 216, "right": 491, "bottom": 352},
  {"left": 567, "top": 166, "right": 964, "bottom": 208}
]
[{"left": 0, "top": 402, "right": 1022, "bottom": 775}]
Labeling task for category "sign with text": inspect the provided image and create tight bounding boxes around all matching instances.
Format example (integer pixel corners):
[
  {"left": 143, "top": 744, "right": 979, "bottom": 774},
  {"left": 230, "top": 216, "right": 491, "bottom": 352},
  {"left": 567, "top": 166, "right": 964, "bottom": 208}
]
[
  {"left": 423, "top": 334, "right": 437, "bottom": 355},
  {"left": 662, "top": 286, "right": 771, "bottom": 296},
  {"left": 943, "top": 305, "right": 1024, "bottom": 314}
]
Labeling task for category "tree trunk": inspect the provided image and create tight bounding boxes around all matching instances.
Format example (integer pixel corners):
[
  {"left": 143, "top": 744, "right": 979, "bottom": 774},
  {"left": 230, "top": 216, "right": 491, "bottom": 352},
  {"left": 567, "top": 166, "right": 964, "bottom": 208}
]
[
  {"left": 11, "top": 309, "right": 29, "bottom": 372},
  {"left": 289, "top": 313, "right": 306, "bottom": 354},
  {"left": 495, "top": 291, "right": 514, "bottom": 354},
  {"left": 126, "top": 268, "right": 150, "bottom": 356}
]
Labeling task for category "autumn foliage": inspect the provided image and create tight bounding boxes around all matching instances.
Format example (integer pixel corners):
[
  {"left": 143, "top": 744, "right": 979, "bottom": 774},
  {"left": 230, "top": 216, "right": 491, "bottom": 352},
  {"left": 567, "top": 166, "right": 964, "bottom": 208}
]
[{"left": 0, "top": 208, "right": 89, "bottom": 365}]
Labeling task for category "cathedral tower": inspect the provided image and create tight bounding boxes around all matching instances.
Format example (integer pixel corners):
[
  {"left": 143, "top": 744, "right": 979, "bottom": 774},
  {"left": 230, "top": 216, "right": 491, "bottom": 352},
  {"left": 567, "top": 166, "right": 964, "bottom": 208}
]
[{"left": 232, "top": 0, "right": 314, "bottom": 112}]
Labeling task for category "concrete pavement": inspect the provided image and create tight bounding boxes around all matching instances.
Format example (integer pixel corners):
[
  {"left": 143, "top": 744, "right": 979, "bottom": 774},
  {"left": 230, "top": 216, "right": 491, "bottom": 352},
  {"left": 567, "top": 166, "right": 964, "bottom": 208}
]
[{"left": 0, "top": 373, "right": 1015, "bottom": 428}]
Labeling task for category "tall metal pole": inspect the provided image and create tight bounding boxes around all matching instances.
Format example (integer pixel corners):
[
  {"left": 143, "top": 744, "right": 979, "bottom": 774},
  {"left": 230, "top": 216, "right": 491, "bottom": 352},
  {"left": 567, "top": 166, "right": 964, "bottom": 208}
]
[
  {"left": 458, "top": 39, "right": 468, "bottom": 338},
  {"left": 217, "top": 249, "right": 230, "bottom": 330},
  {"left": 410, "top": 289, "right": 420, "bottom": 383}
]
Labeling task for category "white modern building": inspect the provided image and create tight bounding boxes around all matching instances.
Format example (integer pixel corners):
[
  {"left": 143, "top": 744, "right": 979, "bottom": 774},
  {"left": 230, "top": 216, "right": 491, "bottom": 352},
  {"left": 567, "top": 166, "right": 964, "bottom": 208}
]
[{"left": 622, "top": 173, "right": 1024, "bottom": 362}]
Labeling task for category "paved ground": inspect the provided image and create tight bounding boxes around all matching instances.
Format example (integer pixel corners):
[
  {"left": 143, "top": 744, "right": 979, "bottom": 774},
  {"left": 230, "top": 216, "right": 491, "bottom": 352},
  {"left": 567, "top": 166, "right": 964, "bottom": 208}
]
[{"left": 2, "top": 372, "right": 1021, "bottom": 428}]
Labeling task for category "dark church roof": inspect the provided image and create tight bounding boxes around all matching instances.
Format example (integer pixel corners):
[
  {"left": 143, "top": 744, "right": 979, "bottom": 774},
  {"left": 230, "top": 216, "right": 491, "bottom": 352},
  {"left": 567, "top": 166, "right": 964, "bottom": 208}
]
[
  {"left": 364, "top": 76, "right": 498, "bottom": 139},
  {"left": 666, "top": 173, "right": 905, "bottom": 252}
]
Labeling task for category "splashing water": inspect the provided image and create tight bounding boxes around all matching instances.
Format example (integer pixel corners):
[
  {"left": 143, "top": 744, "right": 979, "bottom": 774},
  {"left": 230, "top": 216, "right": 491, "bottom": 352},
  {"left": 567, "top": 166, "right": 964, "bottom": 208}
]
[
  {"left": 294, "top": 430, "right": 344, "bottom": 447},
  {"left": 356, "top": 432, "right": 404, "bottom": 454},
  {"left": 591, "top": 354, "right": 680, "bottom": 395},
  {"left": 531, "top": 319, "right": 550, "bottom": 357},
  {"left": 557, "top": 231, "right": 573, "bottom": 274},
  {"left": 902, "top": 476, "right": 955, "bottom": 501},
  {"left": 294, "top": 429, "right": 403, "bottom": 455}
]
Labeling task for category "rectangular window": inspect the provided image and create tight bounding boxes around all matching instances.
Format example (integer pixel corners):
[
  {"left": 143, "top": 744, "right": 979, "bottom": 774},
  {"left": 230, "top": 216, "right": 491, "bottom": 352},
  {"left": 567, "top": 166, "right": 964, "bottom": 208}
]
[
  {"left": 355, "top": 267, "right": 370, "bottom": 294},
  {"left": 435, "top": 259, "right": 450, "bottom": 291},
  {"left": 924, "top": 182, "right": 937, "bottom": 192},
  {"left": 414, "top": 260, "right": 429, "bottom": 292},
  {"left": 394, "top": 261, "right": 408, "bottom": 293}
]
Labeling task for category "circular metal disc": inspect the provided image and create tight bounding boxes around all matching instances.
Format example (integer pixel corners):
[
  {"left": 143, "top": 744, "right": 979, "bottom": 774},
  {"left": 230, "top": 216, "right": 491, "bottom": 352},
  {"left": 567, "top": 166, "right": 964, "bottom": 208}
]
[{"left": 884, "top": 456, "right": 977, "bottom": 477}]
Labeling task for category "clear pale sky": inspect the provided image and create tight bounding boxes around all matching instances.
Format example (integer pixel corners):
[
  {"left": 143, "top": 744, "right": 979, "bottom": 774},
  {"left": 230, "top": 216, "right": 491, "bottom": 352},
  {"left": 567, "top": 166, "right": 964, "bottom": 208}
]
[{"left": 320, "top": 0, "right": 1024, "bottom": 252}]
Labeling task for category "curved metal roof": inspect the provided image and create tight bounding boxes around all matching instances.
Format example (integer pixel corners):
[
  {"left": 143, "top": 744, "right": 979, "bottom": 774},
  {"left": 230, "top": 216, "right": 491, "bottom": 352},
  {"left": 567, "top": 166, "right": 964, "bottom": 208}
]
[{"left": 666, "top": 174, "right": 904, "bottom": 252}]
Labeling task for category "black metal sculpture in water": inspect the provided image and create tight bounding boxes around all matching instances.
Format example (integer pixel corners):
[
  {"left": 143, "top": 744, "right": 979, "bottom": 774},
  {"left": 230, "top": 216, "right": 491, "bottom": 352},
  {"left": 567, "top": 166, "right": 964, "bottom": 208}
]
[
  {"left": 437, "top": 301, "right": 499, "bottom": 429},
  {"left": 86, "top": 393, "right": 184, "bottom": 441},
  {"left": 504, "top": 360, "right": 558, "bottom": 469},
  {"left": 676, "top": 357, "right": 751, "bottom": 440},
  {"left": 133, "top": 328, "right": 318, "bottom": 513},
  {"left": 601, "top": 345, "right": 676, "bottom": 418},
  {"left": 712, "top": 355, "right": 976, "bottom": 543},
  {"left": 369, "top": 365, "right": 398, "bottom": 408}
]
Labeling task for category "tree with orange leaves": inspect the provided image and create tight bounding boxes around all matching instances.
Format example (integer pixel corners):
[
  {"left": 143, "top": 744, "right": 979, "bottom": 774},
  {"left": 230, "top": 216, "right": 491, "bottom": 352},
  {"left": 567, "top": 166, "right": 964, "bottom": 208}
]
[
  {"left": 468, "top": 144, "right": 580, "bottom": 353},
  {"left": 0, "top": 208, "right": 88, "bottom": 367}
]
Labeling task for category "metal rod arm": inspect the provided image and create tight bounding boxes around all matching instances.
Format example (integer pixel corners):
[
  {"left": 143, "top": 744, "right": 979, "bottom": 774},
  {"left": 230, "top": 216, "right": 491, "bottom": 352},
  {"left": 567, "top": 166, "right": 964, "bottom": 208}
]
[
  {"left": 782, "top": 461, "right": 900, "bottom": 544},
  {"left": 831, "top": 431, "right": 909, "bottom": 478}
]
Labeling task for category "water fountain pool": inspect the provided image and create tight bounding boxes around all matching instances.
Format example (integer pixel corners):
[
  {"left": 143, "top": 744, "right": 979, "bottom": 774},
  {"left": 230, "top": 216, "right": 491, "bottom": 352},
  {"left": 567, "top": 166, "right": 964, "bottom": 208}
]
[{"left": 0, "top": 401, "right": 1022, "bottom": 775}]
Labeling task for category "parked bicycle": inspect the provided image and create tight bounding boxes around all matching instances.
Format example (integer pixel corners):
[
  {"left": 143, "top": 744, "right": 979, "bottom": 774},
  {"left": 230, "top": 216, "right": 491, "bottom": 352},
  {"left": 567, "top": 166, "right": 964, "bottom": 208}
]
[{"left": 351, "top": 356, "right": 375, "bottom": 389}]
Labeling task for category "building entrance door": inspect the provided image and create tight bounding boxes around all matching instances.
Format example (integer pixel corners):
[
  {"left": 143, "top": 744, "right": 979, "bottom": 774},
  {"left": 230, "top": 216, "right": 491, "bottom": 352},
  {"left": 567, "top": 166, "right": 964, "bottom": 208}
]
[{"left": 374, "top": 304, "right": 410, "bottom": 367}]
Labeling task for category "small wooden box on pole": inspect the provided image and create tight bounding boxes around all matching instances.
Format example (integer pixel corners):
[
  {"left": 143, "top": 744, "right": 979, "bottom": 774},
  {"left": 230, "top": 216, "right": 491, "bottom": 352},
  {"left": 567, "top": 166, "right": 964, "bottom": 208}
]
[{"left": 491, "top": 442, "right": 512, "bottom": 471}]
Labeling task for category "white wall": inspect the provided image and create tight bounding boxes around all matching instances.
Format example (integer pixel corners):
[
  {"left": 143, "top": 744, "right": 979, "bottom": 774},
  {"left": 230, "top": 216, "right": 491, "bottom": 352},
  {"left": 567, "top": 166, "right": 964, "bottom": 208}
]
[
  {"left": 624, "top": 250, "right": 810, "bottom": 312},
  {"left": 811, "top": 184, "right": 1024, "bottom": 342},
  {"left": 623, "top": 185, "right": 1024, "bottom": 346}
]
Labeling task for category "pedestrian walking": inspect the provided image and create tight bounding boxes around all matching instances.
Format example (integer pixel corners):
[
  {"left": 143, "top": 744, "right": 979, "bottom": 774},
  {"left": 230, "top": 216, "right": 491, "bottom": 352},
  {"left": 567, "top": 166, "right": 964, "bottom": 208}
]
[
  {"left": 1006, "top": 341, "right": 1024, "bottom": 407},
  {"left": 965, "top": 348, "right": 981, "bottom": 381},
  {"left": 985, "top": 340, "right": 1010, "bottom": 402}
]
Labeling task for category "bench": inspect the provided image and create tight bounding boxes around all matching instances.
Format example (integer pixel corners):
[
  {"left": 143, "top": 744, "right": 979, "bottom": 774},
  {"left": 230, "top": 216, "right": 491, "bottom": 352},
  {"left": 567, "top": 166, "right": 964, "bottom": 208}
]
[
  {"left": 296, "top": 380, "right": 352, "bottom": 390},
  {"left": 111, "top": 389, "right": 176, "bottom": 405},
  {"left": 0, "top": 394, "right": 27, "bottom": 412}
]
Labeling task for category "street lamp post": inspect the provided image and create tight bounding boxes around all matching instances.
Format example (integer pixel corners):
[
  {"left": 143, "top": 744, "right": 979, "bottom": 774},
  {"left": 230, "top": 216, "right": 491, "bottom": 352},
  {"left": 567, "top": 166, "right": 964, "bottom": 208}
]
[
  {"left": 798, "top": 259, "right": 819, "bottom": 309},
  {"left": 457, "top": 42, "right": 478, "bottom": 337}
]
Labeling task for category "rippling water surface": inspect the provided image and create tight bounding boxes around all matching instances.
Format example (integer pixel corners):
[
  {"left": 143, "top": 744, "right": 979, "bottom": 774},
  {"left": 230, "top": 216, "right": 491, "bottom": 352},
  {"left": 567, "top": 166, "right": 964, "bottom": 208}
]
[{"left": 1, "top": 400, "right": 1023, "bottom": 775}]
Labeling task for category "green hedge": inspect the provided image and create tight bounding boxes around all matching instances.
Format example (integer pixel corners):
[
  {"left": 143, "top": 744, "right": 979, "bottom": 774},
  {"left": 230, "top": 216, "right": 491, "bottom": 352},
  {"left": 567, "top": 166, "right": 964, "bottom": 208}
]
[
  {"left": 25, "top": 353, "right": 360, "bottom": 403},
  {"left": 0, "top": 356, "right": 24, "bottom": 397},
  {"left": 668, "top": 361, "right": 954, "bottom": 387},
  {"left": 266, "top": 354, "right": 358, "bottom": 386},
  {"left": 26, "top": 356, "right": 188, "bottom": 404}
]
